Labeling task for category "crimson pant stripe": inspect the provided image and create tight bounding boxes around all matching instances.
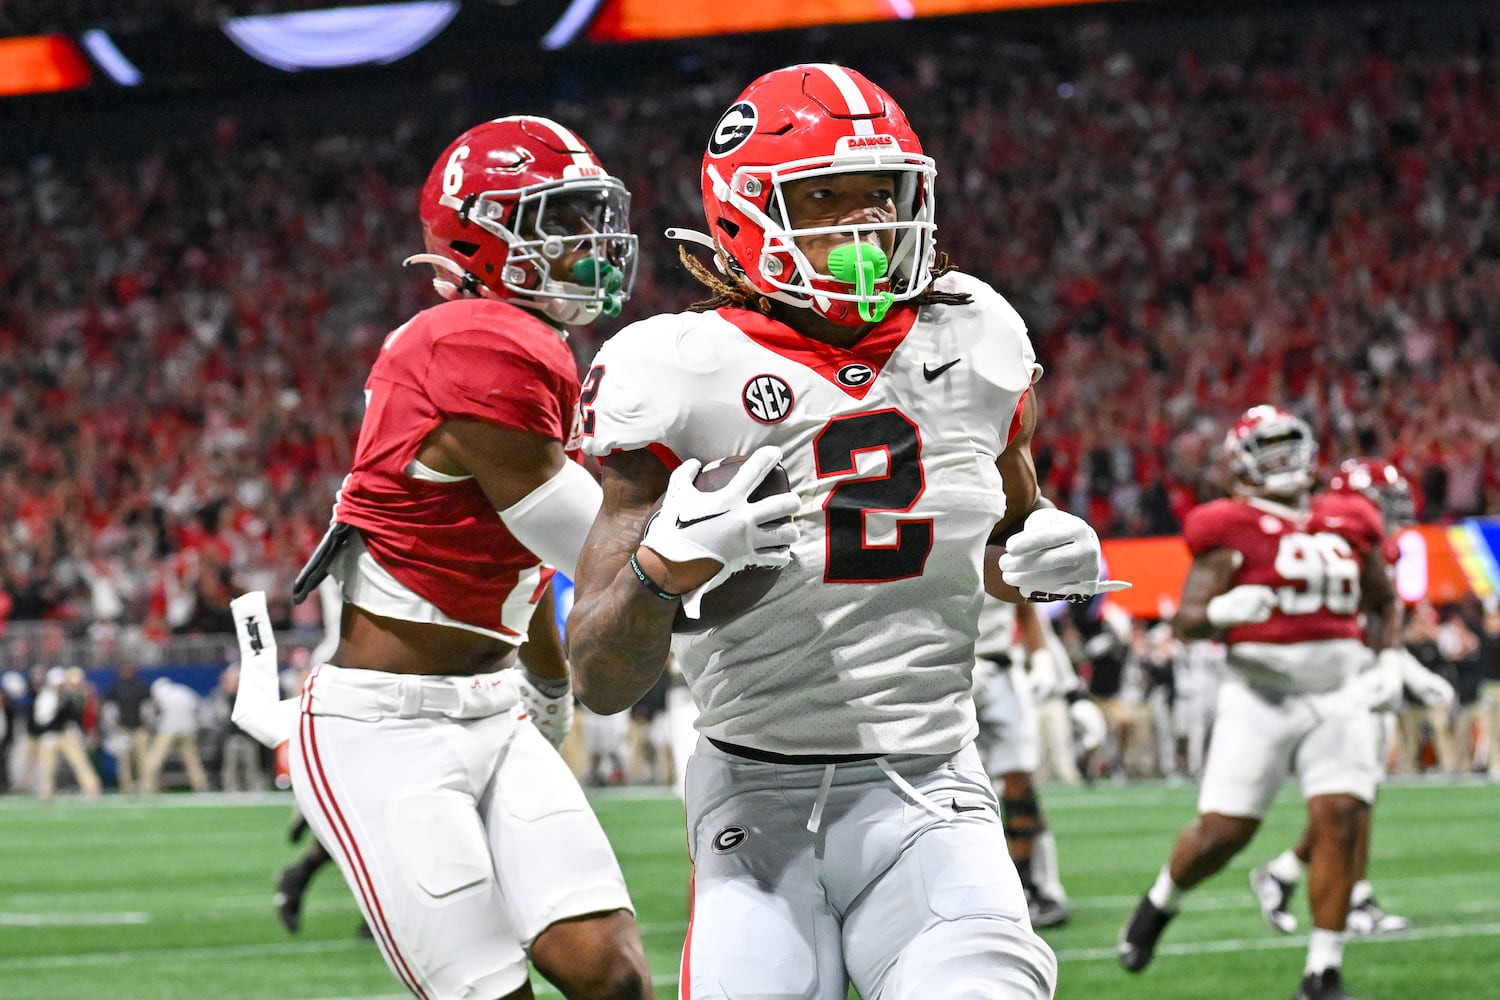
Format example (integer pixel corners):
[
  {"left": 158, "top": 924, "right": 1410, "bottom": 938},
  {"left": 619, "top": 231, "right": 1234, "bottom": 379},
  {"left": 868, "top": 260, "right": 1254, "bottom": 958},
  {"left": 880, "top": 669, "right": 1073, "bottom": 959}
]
[
  {"left": 297, "top": 673, "right": 429, "bottom": 998},
  {"left": 679, "top": 870, "right": 695, "bottom": 1000},
  {"left": 679, "top": 804, "right": 695, "bottom": 1000}
]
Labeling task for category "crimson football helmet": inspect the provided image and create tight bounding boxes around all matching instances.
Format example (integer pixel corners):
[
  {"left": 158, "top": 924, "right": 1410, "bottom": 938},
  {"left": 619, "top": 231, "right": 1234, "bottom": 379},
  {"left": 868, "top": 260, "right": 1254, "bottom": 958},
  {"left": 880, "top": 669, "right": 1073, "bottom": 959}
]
[
  {"left": 406, "top": 116, "right": 637, "bottom": 326},
  {"left": 673, "top": 63, "right": 938, "bottom": 326},
  {"left": 1224, "top": 405, "right": 1319, "bottom": 499},
  {"left": 1329, "top": 457, "right": 1416, "bottom": 532}
]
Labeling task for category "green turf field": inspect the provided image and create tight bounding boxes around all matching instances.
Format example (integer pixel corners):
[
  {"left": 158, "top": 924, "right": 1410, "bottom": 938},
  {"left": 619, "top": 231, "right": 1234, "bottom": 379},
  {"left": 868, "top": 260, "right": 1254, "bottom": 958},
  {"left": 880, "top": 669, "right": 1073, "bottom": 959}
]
[{"left": 2, "top": 780, "right": 1496, "bottom": 999}]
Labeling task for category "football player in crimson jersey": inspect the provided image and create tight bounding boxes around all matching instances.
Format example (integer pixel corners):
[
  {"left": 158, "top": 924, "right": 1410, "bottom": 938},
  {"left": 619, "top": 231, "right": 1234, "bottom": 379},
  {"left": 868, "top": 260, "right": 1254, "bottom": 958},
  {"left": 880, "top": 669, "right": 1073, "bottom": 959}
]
[
  {"left": 568, "top": 64, "right": 1123, "bottom": 1000},
  {"left": 1249, "top": 459, "right": 1454, "bottom": 940},
  {"left": 1119, "top": 409, "right": 1400, "bottom": 1000},
  {"left": 268, "top": 117, "right": 654, "bottom": 1000}
]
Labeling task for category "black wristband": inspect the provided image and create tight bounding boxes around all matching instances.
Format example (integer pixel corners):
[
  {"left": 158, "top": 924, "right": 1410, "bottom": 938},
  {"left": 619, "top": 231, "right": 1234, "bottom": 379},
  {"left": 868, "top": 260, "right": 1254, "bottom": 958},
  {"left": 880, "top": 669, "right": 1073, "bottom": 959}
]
[{"left": 629, "top": 552, "right": 682, "bottom": 601}]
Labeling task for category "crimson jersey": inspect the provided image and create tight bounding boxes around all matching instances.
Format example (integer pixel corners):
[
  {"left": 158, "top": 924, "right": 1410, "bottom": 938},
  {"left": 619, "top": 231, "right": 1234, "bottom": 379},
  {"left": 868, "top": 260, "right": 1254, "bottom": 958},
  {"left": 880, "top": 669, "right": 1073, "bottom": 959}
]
[
  {"left": 1183, "top": 492, "right": 1385, "bottom": 646},
  {"left": 334, "top": 297, "right": 581, "bottom": 635}
]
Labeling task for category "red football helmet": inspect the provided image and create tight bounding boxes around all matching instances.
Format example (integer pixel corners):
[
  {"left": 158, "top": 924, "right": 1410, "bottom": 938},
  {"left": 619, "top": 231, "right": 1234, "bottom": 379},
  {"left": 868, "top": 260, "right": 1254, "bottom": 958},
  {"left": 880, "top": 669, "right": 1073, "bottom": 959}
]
[
  {"left": 680, "top": 63, "right": 938, "bottom": 326},
  {"left": 1224, "top": 405, "right": 1319, "bottom": 499},
  {"left": 1329, "top": 457, "right": 1416, "bottom": 532},
  {"left": 407, "top": 116, "right": 637, "bottom": 326}
]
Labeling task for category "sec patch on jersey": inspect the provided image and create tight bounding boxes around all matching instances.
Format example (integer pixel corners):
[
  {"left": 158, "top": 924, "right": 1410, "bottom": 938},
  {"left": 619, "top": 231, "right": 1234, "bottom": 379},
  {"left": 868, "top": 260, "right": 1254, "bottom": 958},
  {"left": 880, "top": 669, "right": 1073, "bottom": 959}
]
[{"left": 669, "top": 455, "right": 791, "bottom": 634}]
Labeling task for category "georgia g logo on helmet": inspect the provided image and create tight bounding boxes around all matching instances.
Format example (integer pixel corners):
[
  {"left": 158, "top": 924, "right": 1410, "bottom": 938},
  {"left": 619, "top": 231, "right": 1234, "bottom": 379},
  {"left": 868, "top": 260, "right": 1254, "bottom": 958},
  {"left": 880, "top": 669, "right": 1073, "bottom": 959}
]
[{"left": 708, "top": 102, "right": 758, "bottom": 158}]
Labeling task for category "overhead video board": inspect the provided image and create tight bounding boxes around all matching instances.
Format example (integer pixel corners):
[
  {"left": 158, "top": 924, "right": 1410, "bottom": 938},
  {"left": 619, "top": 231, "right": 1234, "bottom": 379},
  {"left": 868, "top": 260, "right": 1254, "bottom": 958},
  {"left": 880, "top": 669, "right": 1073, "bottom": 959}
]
[{"left": 568, "top": 0, "right": 1113, "bottom": 44}]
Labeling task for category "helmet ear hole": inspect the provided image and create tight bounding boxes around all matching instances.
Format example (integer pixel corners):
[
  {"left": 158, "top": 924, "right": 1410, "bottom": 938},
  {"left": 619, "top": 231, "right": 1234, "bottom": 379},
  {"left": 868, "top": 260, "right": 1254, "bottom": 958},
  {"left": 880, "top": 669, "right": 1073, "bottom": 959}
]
[
  {"left": 449, "top": 241, "right": 481, "bottom": 258},
  {"left": 716, "top": 217, "right": 740, "bottom": 238}
]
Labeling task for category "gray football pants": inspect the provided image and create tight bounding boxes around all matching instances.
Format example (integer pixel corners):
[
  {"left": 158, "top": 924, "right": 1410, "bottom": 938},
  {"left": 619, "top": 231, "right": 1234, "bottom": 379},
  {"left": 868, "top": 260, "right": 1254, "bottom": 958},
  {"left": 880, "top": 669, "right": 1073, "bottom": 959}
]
[{"left": 683, "top": 738, "right": 1057, "bottom": 999}]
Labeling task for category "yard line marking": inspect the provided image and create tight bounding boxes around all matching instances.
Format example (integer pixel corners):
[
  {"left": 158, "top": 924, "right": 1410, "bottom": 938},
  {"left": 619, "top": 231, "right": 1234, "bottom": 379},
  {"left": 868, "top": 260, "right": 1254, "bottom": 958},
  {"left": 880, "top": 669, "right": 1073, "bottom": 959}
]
[
  {"left": 0, "top": 939, "right": 368, "bottom": 971},
  {"left": 0, "top": 911, "right": 148, "bottom": 926},
  {"left": 1054, "top": 921, "right": 1500, "bottom": 962}
]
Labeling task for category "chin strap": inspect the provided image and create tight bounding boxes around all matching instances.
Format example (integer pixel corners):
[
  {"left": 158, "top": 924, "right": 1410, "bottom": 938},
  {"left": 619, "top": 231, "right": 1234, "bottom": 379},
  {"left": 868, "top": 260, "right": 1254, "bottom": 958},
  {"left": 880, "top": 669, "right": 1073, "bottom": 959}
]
[
  {"left": 826, "top": 243, "right": 896, "bottom": 323},
  {"left": 665, "top": 227, "right": 717, "bottom": 251},
  {"left": 402, "top": 253, "right": 483, "bottom": 300}
]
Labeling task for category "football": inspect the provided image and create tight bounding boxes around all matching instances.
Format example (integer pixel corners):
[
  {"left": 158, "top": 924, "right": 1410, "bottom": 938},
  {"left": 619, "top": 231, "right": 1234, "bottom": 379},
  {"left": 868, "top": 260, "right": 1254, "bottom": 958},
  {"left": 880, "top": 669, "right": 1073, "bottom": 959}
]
[{"left": 667, "top": 455, "right": 792, "bottom": 634}]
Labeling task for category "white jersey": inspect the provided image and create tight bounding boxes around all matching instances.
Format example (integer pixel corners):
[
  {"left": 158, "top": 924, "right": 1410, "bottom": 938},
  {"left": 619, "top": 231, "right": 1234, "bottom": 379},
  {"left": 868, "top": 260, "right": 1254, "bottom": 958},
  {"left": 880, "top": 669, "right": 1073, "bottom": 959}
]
[
  {"left": 975, "top": 593, "right": 1020, "bottom": 661},
  {"left": 583, "top": 271, "right": 1039, "bottom": 755}
]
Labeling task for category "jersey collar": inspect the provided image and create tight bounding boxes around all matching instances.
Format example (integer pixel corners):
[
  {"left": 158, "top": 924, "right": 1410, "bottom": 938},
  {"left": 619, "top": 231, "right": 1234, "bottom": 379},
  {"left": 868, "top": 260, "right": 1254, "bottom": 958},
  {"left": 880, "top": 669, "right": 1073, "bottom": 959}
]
[{"left": 715, "top": 305, "right": 920, "bottom": 400}]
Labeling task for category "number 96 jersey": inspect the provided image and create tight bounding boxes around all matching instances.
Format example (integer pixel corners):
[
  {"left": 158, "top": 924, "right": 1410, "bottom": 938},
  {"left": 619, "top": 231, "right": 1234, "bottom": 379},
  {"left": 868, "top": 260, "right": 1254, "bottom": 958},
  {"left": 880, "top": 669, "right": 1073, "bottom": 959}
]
[
  {"left": 1183, "top": 492, "right": 1385, "bottom": 692},
  {"left": 580, "top": 271, "right": 1039, "bottom": 757}
]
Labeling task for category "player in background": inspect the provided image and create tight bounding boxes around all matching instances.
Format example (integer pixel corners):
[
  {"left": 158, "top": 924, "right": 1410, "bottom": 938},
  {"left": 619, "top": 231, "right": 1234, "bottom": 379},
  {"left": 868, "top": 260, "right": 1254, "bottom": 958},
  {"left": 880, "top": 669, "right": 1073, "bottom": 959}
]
[
  {"left": 568, "top": 63, "right": 1124, "bottom": 1000},
  {"left": 1117, "top": 407, "right": 1398, "bottom": 1000},
  {"left": 265, "top": 117, "right": 653, "bottom": 1000},
  {"left": 973, "top": 596, "right": 1103, "bottom": 928},
  {"left": 1250, "top": 458, "right": 1455, "bottom": 938}
]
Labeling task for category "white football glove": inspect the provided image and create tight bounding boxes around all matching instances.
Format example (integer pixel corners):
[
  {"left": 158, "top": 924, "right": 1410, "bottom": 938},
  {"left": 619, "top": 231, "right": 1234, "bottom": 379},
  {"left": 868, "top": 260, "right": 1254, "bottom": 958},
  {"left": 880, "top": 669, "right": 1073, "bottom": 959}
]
[
  {"left": 641, "top": 445, "right": 800, "bottom": 620},
  {"left": 1355, "top": 648, "right": 1406, "bottom": 713},
  {"left": 1205, "top": 584, "right": 1278, "bottom": 629},
  {"left": 998, "top": 508, "right": 1130, "bottom": 603},
  {"left": 1069, "top": 696, "right": 1109, "bottom": 754},
  {"left": 1397, "top": 649, "right": 1456, "bottom": 709},
  {"left": 511, "top": 668, "right": 574, "bottom": 750}
]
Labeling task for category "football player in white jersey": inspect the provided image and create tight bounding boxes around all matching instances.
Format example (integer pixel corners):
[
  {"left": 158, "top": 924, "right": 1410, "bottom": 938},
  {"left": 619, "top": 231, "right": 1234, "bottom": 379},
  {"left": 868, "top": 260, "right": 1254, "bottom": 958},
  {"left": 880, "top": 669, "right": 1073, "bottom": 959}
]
[{"left": 567, "top": 63, "right": 1124, "bottom": 1000}]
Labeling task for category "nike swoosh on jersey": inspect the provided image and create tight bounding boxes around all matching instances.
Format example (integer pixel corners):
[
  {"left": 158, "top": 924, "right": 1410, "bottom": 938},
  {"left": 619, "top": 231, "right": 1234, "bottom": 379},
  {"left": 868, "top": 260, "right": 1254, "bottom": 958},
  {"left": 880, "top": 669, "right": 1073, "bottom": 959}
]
[
  {"left": 923, "top": 358, "right": 962, "bottom": 381},
  {"left": 950, "top": 798, "right": 987, "bottom": 814},
  {"left": 676, "top": 511, "right": 728, "bottom": 529}
]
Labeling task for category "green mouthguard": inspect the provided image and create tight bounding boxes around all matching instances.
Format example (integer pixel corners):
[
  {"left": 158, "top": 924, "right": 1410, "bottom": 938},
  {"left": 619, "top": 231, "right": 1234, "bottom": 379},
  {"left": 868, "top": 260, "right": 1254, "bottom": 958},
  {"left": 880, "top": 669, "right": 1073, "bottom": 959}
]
[
  {"left": 572, "top": 258, "right": 625, "bottom": 317},
  {"left": 825, "top": 243, "right": 897, "bottom": 323}
]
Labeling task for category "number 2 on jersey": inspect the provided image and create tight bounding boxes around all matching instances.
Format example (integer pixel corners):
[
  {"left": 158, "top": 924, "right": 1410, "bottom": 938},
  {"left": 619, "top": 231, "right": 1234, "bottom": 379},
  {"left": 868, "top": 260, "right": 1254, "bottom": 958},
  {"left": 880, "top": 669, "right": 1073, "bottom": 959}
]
[
  {"left": 814, "top": 410, "right": 933, "bottom": 583},
  {"left": 1273, "top": 532, "right": 1360, "bottom": 615}
]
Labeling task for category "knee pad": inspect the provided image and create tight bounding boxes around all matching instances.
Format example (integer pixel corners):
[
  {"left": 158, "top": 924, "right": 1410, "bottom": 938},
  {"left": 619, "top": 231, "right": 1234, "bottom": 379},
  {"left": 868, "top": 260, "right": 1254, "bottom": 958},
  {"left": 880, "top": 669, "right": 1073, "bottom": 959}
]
[{"left": 1001, "top": 794, "right": 1044, "bottom": 842}]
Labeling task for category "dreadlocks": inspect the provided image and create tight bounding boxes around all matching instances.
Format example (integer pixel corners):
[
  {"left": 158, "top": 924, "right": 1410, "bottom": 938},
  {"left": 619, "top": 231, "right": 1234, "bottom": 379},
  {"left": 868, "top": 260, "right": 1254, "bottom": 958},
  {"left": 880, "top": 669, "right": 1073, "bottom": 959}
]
[{"left": 679, "top": 246, "right": 973, "bottom": 316}]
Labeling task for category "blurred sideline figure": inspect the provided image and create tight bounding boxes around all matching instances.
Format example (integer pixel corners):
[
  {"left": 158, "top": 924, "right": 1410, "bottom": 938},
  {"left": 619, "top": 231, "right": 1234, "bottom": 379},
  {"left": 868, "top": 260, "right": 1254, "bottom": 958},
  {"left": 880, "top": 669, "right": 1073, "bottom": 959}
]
[
  {"left": 34, "top": 667, "right": 103, "bottom": 800},
  {"left": 207, "top": 666, "right": 269, "bottom": 792},
  {"left": 1250, "top": 459, "right": 1454, "bottom": 939},
  {"left": 141, "top": 676, "right": 209, "bottom": 794},
  {"left": 240, "top": 115, "right": 654, "bottom": 1000},
  {"left": 1119, "top": 408, "right": 1400, "bottom": 1000},
  {"left": 104, "top": 662, "right": 152, "bottom": 792}
]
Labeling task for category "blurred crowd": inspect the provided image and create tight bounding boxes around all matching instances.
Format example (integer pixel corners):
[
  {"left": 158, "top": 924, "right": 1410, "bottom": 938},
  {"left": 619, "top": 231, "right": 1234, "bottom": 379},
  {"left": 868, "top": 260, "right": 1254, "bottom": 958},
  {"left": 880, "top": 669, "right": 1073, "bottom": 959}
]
[
  {"left": 2, "top": 11, "right": 1500, "bottom": 648},
  {"left": 12, "top": 591, "right": 1496, "bottom": 799},
  {"left": 0, "top": 659, "right": 280, "bottom": 797}
]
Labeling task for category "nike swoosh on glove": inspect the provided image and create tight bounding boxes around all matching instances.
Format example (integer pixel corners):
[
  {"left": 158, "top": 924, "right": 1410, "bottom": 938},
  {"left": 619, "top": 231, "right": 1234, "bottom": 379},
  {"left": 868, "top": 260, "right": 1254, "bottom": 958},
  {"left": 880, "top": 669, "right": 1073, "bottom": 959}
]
[
  {"left": 998, "top": 508, "right": 1130, "bottom": 603},
  {"left": 510, "top": 668, "right": 574, "bottom": 750},
  {"left": 1205, "top": 584, "right": 1278, "bottom": 629},
  {"left": 641, "top": 444, "right": 800, "bottom": 619}
]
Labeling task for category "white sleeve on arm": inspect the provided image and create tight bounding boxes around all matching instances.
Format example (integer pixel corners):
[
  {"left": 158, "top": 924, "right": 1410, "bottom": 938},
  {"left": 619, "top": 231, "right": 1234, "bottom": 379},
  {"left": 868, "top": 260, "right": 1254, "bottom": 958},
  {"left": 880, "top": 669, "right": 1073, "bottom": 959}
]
[
  {"left": 498, "top": 460, "right": 603, "bottom": 580},
  {"left": 230, "top": 591, "right": 299, "bottom": 748}
]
